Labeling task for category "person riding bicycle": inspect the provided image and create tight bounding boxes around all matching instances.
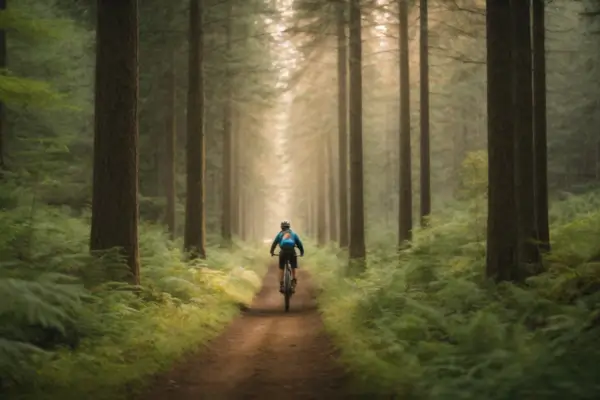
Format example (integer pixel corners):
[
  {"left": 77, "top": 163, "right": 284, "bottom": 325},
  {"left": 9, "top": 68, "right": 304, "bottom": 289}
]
[{"left": 269, "top": 220, "right": 304, "bottom": 293}]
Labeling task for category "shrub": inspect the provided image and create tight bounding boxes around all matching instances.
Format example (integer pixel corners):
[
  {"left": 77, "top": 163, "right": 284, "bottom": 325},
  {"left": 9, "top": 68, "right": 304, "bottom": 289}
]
[
  {"left": 308, "top": 193, "right": 600, "bottom": 399},
  {"left": 0, "top": 203, "right": 267, "bottom": 400}
]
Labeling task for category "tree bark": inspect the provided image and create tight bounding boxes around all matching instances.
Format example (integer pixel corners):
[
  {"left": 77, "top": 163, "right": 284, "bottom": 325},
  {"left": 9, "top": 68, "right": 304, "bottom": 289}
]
[
  {"left": 317, "top": 140, "right": 327, "bottom": 246},
  {"left": 419, "top": 0, "right": 431, "bottom": 227},
  {"left": 327, "top": 128, "right": 338, "bottom": 243},
  {"left": 532, "top": 0, "right": 550, "bottom": 252},
  {"left": 512, "top": 0, "right": 540, "bottom": 269},
  {"left": 398, "top": 0, "right": 412, "bottom": 244},
  {"left": 221, "top": 0, "right": 233, "bottom": 246},
  {"left": 184, "top": 0, "right": 207, "bottom": 259},
  {"left": 336, "top": 2, "right": 349, "bottom": 248},
  {"left": 164, "top": 50, "right": 177, "bottom": 239},
  {"left": 232, "top": 106, "right": 241, "bottom": 237},
  {"left": 485, "top": 0, "right": 518, "bottom": 282},
  {"left": 348, "top": 0, "right": 366, "bottom": 264},
  {"left": 90, "top": 0, "right": 140, "bottom": 284}
]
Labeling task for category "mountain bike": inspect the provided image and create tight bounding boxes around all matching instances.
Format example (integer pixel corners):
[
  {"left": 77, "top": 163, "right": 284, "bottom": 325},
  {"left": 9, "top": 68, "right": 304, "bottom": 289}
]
[{"left": 272, "top": 251, "right": 300, "bottom": 312}]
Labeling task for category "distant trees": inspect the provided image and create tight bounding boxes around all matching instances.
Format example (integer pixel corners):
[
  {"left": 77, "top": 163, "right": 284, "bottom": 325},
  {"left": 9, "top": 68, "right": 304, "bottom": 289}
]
[
  {"left": 90, "top": 0, "right": 140, "bottom": 284},
  {"left": 163, "top": 50, "right": 177, "bottom": 240}
]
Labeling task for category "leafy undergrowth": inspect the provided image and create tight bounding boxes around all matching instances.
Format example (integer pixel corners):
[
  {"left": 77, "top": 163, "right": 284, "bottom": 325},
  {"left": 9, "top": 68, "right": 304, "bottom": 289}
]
[
  {"left": 308, "top": 193, "right": 600, "bottom": 400},
  {"left": 0, "top": 199, "right": 267, "bottom": 400}
]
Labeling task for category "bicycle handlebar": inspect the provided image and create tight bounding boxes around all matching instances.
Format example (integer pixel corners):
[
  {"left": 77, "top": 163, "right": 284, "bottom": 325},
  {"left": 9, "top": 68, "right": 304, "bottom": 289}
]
[{"left": 271, "top": 253, "right": 303, "bottom": 257}]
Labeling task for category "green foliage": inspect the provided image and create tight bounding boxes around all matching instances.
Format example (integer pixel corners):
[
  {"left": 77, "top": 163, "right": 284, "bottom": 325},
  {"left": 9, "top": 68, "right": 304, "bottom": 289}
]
[
  {"left": 0, "top": 202, "right": 267, "bottom": 399},
  {"left": 0, "top": 71, "right": 67, "bottom": 108},
  {"left": 455, "top": 150, "right": 488, "bottom": 201},
  {"left": 308, "top": 194, "right": 600, "bottom": 399},
  {"left": 5, "top": 0, "right": 95, "bottom": 203}
]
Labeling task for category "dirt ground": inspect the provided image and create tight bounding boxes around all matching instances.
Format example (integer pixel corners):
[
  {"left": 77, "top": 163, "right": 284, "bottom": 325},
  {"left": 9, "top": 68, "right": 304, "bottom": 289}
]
[{"left": 141, "top": 263, "right": 353, "bottom": 400}]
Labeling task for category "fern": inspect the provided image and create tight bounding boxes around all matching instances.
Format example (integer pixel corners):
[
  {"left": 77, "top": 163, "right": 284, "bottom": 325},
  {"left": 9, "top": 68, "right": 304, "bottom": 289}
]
[{"left": 308, "top": 194, "right": 600, "bottom": 399}]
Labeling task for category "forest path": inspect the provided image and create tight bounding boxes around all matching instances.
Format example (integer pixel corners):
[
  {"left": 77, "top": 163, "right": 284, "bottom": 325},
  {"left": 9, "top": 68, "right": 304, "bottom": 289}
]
[{"left": 141, "top": 262, "right": 351, "bottom": 400}]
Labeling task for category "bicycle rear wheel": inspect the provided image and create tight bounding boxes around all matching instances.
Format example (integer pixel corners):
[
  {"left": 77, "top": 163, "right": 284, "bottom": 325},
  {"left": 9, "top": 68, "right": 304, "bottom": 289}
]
[{"left": 283, "top": 264, "right": 291, "bottom": 312}]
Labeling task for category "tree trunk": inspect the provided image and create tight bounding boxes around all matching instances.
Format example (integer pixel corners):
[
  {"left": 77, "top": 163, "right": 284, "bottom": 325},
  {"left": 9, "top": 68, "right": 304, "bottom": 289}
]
[
  {"left": 485, "top": 0, "right": 518, "bottom": 282},
  {"left": 532, "top": 0, "right": 549, "bottom": 252},
  {"left": 336, "top": 2, "right": 349, "bottom": 248},
  {"left": 419, "top": 0, "right": 431, "bottom": 227},
  {"left": 184, "top": 0, "right": 206, "bottom": 259},
  {"left": 164, "top": 50, "right": 177, "bottom": 239},
  {"left": 398, "top": 0, "right": 412, "bottom": 244},
  {"left": 90, "top": 0, "right": 140, "bottom": 284},
  {"left": 232, "top": 106, "right": 241, "bottom": 237},
  {"left": 221, "top": 0, "right": 233, "bottom": 246},
  {"left": 0, "top": 0, "right": 6, "bottom": 174},
  {"left": 239, "top": 184, "right": 246, "bottom": 241},
  {"left": 317, "top": 140, "right": 327, "bottom": 246},
  {"left": 348, "top": 0, "right": 366, "bottom": 264},
  {"left": 512, "top": 0, "right": 540, "bottom": 269},
  {"left": 327, "top": 129, "right": 338, "bottom": 243}
]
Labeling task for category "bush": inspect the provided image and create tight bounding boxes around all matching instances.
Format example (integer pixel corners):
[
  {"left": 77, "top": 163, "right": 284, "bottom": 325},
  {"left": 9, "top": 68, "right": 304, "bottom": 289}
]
[
  {"left": 307, "top": 193, "right": 600, "bottom": 399},
  {"left": 0, "top": 201, "right": 267, "bottom": 400}
]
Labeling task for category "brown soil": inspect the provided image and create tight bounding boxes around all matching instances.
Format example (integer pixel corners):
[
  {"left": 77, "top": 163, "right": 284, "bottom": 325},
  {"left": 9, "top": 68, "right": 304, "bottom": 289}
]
[{"left": 141, "top": 263, "right": 354, "bottom": 400}]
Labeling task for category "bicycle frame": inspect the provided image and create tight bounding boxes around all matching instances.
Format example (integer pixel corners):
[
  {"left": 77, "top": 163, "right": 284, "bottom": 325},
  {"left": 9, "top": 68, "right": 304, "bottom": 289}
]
[{"left": 272, "top": 251, "right": 300, "bottom": 312}]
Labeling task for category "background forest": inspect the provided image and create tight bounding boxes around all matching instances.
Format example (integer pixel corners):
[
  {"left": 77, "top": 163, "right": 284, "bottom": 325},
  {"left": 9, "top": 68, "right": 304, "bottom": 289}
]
[{"left": 1, "top": 0, "right": 600, "bottom": 399}]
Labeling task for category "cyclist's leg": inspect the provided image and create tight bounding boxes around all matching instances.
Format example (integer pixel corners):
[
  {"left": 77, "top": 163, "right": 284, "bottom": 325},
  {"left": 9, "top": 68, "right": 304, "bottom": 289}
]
[
  {"left": 278, "top": 252, "right": 285, "bottom": 292},
  {"left": 290, "top": 254, "right": 298, "bottom": 286}
]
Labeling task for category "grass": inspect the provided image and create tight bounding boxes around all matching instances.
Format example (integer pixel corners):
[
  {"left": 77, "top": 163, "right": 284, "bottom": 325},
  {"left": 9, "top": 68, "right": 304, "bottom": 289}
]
[
  {"left": 0, "top": 196, "right": 267, "bottom": 400},
  {"left": 307, "top": 192, "right": 600, "bottom": 400}
]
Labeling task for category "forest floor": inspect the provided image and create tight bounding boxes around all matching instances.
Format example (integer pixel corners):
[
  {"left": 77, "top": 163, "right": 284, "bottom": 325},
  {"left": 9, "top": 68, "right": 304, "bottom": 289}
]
[{"left": 141, "top": 262, "right": 354, "bottom": 400}]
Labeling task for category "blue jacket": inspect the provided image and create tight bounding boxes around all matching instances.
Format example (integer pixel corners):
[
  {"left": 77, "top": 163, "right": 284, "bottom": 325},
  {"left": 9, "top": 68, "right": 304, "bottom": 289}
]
[{"left": 270, "top": 229, "right": 304, "bottom": 254}]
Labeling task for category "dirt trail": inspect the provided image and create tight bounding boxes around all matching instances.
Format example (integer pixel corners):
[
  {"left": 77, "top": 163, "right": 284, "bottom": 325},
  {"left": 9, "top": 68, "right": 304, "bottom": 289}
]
[{"left": 142, "top": 263, "right": 351, "bottom": 400}]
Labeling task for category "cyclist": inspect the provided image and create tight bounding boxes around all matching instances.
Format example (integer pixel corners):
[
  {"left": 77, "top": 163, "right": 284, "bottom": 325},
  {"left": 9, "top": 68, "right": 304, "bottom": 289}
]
[{"left": 269, "top": 220, "right": 304, "bottom": 293}]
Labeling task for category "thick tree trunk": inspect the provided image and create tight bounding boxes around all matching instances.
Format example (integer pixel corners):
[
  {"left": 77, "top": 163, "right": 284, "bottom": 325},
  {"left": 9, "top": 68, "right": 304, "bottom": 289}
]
[
  {"left": 90, "top": 0, "right": 140, "bottom": 284},
  {"left": 419, "top": 0, "right": 431, "bottom": 227},
  {"left": 348, "top": 0, "right": 366, "bottom": 264},
  {"left": 532, "top": 0, "right": 550, "bottom": 252},
  {"left": 485, "top": 0, "right": 518, "bottom": 282},
  {"left": 184, "top": 0, "right": 207, "bottom": 259},
  {"left": 398, "top": 0, "right": 412, "bottom": 244},
  {"left": 336, "top": 2, "right": 349, "bottom": 248},
  {"left": 221, "top": 0, "right": 233, "bottom": 246},
  {"left": 512, "top": 0, "right": 540, "bottom": 269},
  {"left": 164, "top": 50, "right": 177, "bottom": 239}
]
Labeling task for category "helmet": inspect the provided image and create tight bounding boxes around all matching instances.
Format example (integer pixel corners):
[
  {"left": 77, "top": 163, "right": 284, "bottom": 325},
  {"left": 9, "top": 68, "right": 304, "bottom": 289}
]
[{"left": 280, "top": 220, "right": 291, "bottom": 229}]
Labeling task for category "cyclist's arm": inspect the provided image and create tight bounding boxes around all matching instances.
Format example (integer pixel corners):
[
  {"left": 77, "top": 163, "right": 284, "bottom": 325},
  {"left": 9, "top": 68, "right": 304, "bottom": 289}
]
[
  {"left": 294, "top": 234, "right": 305, "bottom": 255},
  {"left": 270, "top": 232, "right": 281, "bottom": 254}
]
